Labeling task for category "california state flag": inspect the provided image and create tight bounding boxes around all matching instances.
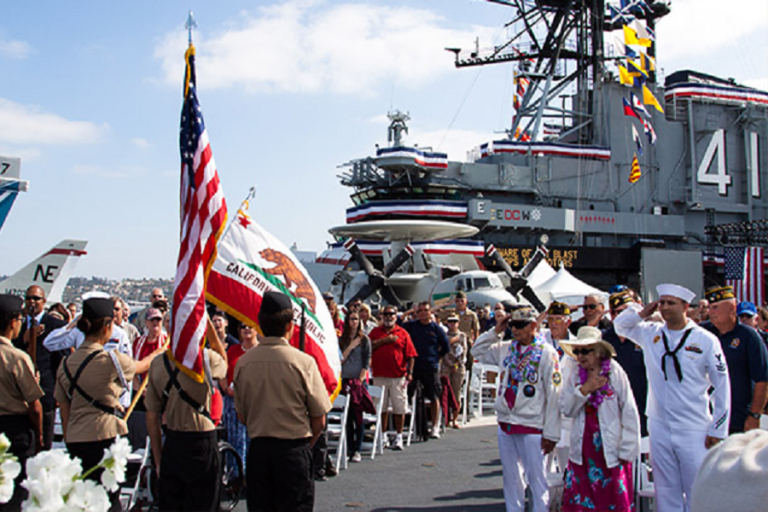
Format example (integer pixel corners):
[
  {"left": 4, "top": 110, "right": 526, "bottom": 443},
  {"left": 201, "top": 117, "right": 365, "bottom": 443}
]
[{"left": 207, "top": 208, "right": 341, "bottom": 398}]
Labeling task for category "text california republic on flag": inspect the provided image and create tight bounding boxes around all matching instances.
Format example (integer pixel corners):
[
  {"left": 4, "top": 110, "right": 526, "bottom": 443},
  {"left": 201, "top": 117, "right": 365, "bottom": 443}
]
[
  {"left": 169, "top": 42, "right": 228, "bottom": 382},
  {"left": 206, "top": 206, "right": 342, "bottom": 398}
]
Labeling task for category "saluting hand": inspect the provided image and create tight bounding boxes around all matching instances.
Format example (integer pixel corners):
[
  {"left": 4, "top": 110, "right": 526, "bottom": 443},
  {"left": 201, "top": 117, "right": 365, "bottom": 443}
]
[{"left": 638, "top": 300, "right": 659, "bottom": 319}]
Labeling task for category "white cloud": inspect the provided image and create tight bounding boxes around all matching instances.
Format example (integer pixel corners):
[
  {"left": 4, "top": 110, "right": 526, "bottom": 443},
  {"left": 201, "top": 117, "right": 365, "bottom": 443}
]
[
  {"left": 154, "top": 1, "right": 494, "bottom": 96},
  {"left": 131, "top": 137, "right": 151, "bottom": 149},
  {"left": 0, "top": 98, "right": 107, "bottom": 146},
  {"left": 0, "top": 37, "right": 32, "bottom": 59},
  {"left": 0, "top": 146, "right": 41, "bottom": 162},
  {"left": 656, "top": 0, "right": 768, "bottom": 62}
]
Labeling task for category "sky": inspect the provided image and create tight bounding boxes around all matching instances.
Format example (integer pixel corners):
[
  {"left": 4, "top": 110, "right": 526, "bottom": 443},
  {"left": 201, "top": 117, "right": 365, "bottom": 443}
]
[{"left": 0, "top": 0, "right": 766, "bottom": 280}]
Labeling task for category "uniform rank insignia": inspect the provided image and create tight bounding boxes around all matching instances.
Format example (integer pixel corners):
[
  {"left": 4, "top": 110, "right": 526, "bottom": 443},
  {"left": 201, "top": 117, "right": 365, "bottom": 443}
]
[
  {"left": 715, "top": 353, "right": 727, "bottom": 372},
  {"left": 730, "top": 338, "right": 740, "bottom": 348},
  {"left": 684, "top": 345, "right": 702, "bottom": 354},
  {"left": 553, "top": 371, "right": 562, "bottom": 386},
  {"left": 653, "top": 335, "right": 660, "bottom": 344}
]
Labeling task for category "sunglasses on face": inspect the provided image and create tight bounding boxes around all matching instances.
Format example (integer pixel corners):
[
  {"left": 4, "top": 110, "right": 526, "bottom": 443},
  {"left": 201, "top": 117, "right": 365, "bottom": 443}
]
[
  {"left": 572, "top": 348, "right": 594, "bottom": 356},
  {"left": 349, "top": 317, "right": 360, "bottom": 321},
  {"left": 382, "top": 312, "right": 396, "bottom": 317},
  {"left": 583, "top": 304, "right": 599, "bottom": 310},
  {"left": 25, "top": 296, "right": 43, "bottom": 301},
  {"left": 509, "top": 321, "right": 531, "bottom": 330}
]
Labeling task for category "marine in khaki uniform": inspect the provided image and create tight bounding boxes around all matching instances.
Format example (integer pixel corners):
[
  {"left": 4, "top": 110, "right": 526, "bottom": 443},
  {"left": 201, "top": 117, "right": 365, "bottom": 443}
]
[
  {"left": 0, "top": 294, "right": 44, "bottom": 511},
  {"left": 438, "top": 291, "right": 480, "bottom": 373},
  {"left": 54, "top": 298, "right": 136, "bottom": 512},
  {"left": 144, "top": 317, "right": 227, "bottom": 512},
  {"left": 234, "top": 291, "right": 332, "bottom": 512}
]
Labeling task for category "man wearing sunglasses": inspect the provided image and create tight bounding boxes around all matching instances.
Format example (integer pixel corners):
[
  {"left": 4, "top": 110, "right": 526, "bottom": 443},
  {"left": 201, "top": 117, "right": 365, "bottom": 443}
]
[
  {"left": 568, "top": 293, "right": 610, "bottom": 335},
  {"left": 11, "top": 285, "right": 66, "bottom": 451},
  {"left": 700, "top": 289, "right": 768, "bottom": 435},
  {"left": 472, "top": 305, "right": 562, "bottom": 512},
  {"left": 614, "top": 283, "right": 730, "bottom": 512},
  {"left": 370, "top": 305, "right": 418, "bottom": 451}
]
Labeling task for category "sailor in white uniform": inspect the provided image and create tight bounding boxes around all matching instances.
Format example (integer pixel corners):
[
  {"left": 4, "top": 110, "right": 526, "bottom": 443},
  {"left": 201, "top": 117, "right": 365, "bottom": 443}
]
[{"left": 614, "top": 283, "right": 730, "bottom": 512}]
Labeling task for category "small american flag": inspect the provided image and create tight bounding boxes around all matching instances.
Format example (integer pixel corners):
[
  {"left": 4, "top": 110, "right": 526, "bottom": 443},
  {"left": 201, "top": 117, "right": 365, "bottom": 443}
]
[
  {"left": 170, "top": 43, "right": 228, "bottom": 382},
  {"left": 725, "top": 246, "right": 765, "bottom": 305}
]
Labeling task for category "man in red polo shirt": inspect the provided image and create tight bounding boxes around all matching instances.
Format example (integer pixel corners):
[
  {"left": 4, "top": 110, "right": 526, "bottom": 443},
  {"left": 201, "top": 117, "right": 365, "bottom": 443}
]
[{"left": 370, "top": 304, "right": 418, "bottom": 451}]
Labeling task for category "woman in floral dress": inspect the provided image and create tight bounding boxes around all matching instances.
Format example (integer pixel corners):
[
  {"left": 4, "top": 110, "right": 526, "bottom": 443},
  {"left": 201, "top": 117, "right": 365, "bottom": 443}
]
[{"left": 559, "top": 326, "right": 640, "bottom": 511}]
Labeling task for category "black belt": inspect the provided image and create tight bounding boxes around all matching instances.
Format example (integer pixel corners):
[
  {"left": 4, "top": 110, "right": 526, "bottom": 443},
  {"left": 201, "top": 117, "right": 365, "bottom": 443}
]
[{"left": 661, "top": 329, "right": 693, "bottom": 382}]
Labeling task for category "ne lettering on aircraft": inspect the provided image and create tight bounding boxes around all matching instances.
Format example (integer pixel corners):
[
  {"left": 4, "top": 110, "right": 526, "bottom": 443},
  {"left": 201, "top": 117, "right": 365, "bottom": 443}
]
[{"left": 34, "top": 265, "right": 58, "bottom": 283}]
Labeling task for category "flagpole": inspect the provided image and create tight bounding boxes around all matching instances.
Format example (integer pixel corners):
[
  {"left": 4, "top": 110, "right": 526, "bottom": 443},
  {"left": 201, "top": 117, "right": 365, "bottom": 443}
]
[
  {"left": 220, "top": 186, "right": 257, "bottom": 240},
  {"left": 186, "top": 11, "right": 197, "bottom": 47}
]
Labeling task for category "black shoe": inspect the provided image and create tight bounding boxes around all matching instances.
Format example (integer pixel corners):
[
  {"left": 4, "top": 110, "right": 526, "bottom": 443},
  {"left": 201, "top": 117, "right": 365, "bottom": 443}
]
[
  {"left": 314, "top": 474, "right": 328, "bottom": 482},
  {"left": 325, "top": 463, "right": 338, "bottom": 478}
]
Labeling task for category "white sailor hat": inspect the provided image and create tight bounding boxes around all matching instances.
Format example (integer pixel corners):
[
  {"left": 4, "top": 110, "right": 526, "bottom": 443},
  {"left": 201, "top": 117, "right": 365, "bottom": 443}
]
[{"left": 656, "top": 283, "right": 696, "bottom": 304}]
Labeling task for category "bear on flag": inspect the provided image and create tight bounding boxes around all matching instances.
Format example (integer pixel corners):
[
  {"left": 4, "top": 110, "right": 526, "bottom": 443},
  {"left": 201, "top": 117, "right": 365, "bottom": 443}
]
[{"left": 206, "top": 205, "right": 341, "bottom": 398}]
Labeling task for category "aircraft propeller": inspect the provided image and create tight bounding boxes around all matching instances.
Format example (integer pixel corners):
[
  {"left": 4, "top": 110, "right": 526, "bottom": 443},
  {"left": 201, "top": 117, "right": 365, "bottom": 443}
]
[
  {"left": 485, "top": 244, "right": 547, "bottom": 312},
  {"left": 341, "top": 239, "right": 414, "bottom": 308}
]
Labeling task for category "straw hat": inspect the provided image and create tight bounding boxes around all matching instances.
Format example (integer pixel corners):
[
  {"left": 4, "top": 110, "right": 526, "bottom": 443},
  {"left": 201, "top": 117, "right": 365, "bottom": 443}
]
[{"left": 560, "top": 326, "right": 616, "bottom": 359}]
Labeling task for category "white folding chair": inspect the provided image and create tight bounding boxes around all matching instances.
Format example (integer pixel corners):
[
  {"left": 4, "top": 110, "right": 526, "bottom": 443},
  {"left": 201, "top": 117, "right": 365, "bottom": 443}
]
[
  {"left": 406, "top": 391, "right": 418, "bottom": 446},
  {"left": 545, "top": 451, "right": 564, "bottom": 512},
  {"left": 634, "top": 436, "right": 654, "bottom": 512},
  {"left": 361, "top": 385, "right": 385, "bottom": 459},
  {"left": 326, "top": 394, "right": 350, "bottom": 471},
  {"left": 480, "top": 363, "right": 499, "bottom": 416},
  {"left": 121, "top": 436, "right": 153, "bottom": 511}
]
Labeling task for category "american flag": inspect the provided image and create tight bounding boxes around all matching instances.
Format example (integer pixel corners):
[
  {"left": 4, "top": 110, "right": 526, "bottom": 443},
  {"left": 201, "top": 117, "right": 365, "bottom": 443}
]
[
  {"left": 725, "top": 246, "right": 765, "bottom": 305},
  {"left": 170, "top": 44, "right": 228, "bottom": 382}
]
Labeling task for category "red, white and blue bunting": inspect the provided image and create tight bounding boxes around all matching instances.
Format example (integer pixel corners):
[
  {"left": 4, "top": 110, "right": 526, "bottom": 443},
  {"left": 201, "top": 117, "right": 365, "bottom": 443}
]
[
  {"left": 376, "top": 146, "right": 449, "bottom": 170},
  {"left": 665, "top": 82, "right": 768, "bottom": 108},
  {"left": 479, "top": 140, "right": 611, "bottom": 161},
  {"left": 321, "top": 239, "right": 485, "bottom": 258},
  {"left": 346, "top": 200, "right": 468, "bottom": 223}
]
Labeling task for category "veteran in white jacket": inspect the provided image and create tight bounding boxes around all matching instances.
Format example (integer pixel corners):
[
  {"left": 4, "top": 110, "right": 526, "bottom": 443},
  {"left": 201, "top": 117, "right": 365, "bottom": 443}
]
[
  {"left": 558, "top": 326, "right": 639, "bottom": 511},
  {"left": 614, "top": 283, "right": 730, "bottom": 512},
  {"left": 472, "top": 304, "right": 562, "bottom": 512}
]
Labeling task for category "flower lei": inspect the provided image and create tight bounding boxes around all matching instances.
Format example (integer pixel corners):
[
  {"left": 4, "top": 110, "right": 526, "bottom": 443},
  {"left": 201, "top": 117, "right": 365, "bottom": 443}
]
[
  {"left": 502, "top": 333, "right": 544, "bottom": 395},
  {"left": 578, "top": 358, "right": 613, "bottom": 409}
]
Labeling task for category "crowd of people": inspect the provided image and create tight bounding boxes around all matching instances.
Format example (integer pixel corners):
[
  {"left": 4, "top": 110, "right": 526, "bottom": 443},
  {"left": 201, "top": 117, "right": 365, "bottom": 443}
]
[{"left": 1, "top": 280, "right": 768, "bottom": 511}]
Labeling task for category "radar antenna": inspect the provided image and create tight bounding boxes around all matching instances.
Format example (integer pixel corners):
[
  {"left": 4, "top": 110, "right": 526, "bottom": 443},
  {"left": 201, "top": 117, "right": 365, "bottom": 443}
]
[{"left": 387, "top": 110, "right": 410, "bottom": 147}]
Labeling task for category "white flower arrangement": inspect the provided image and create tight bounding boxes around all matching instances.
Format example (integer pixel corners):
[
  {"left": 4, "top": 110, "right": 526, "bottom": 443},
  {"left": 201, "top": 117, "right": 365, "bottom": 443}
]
[
  {"left": 0, "top": 433, "right": 131, "bottom": 512},
  {"left": 0, "top": 434, "right": 21, "bottom": 504}
]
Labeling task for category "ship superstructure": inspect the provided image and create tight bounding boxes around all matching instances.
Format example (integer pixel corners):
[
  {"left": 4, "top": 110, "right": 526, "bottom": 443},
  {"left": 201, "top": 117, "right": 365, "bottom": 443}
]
[{"left": 331, "top": 0, "right": 768, "bottom": 300}]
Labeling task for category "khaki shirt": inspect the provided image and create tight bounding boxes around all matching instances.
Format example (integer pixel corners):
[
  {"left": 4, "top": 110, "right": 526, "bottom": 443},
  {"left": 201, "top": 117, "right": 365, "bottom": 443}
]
[
  {"left": 144, "top": 349, "right": 226, "bottom": 432},
  {"left": 54, "top": 339, "right": 136, "bottom": 443},
  {"left": 234, "top": 336, "right": 331, "bottom": 440},
  {"left": 0, "top": 336, "right": 43, "bottom": 416},
  {"left": 440, "top": 308, "right": 480, "bottom": 341}
]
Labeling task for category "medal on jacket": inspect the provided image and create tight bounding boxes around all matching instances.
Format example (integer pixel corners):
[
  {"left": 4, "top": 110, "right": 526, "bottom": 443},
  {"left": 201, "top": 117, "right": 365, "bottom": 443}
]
[{"left": 501, "top": 335, "right": 544, "bottom": 408}]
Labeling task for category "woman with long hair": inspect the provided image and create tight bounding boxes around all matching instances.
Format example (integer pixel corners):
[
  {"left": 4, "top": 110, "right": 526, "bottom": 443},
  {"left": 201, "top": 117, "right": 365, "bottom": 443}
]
[
  {"left": 339, "top": 312, "right": 371, "bottom": 463},
  {"left": 559, "top": 326, "right": 640, "bottom": 511}
]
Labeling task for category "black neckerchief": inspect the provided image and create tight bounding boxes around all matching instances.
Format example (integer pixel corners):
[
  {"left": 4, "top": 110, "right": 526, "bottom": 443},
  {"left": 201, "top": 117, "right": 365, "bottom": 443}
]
[{"left": 661, "top": 328, "right": 693, "bottom": 382}]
